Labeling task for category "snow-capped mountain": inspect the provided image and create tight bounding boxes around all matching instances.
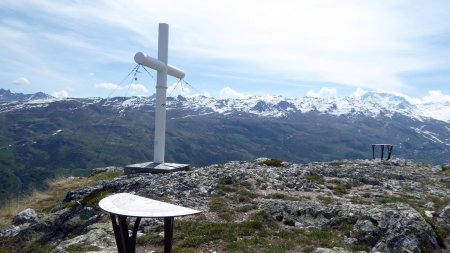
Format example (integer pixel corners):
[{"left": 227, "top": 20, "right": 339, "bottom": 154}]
[
  {"left": 71, "top": 91, "right": 447, "bottom": 123},
  {"left": 6, "top": 90, "right": 448, "bottom": 121},
  {"left": 1, "top": 88, "right": 448, "bottom": 123}
]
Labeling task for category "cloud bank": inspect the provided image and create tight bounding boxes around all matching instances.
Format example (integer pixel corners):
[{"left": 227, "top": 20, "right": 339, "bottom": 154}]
[
  {"left": 307, "top": 87, "right": 337, "bottom": 98},
  {"left": 12, "top": 77, "right": 30, "bottom": 86},
  {"left": 219, "top": 87, "right": 249, "bottom": 99},
  {"left": 52, "top": 90, "right": 69, "bottom": 98}
]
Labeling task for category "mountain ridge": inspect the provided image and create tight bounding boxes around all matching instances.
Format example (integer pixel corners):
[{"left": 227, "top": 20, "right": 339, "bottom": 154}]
[
  {"left": 0, "top": 88, "right": 54, "bottom": 103},
  {"left": 1, "top": 88, "right": 448, "bottom": 123}
]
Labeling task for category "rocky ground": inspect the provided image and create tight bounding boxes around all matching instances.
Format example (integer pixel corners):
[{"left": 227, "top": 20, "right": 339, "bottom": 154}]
[{"left": 0, "top": 158, "right": 449, "bottom": 253}]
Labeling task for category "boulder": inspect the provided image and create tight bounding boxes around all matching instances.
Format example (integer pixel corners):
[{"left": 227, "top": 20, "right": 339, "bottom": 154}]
[
  {"left": 355, "top": 204, "right": 440, "bottom": 253},
  {"left": 12, "top": 208, "right": 37, "bottom": 225},
  {"left": 0, "top": 225, "right": 20, "bottom": 237},
  {"left": 437, "top": 204, "right": 450, "bottom": 227}
]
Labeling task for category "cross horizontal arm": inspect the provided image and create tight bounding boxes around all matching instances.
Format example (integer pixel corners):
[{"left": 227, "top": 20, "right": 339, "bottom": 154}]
[{"left": 134, "top": 52, "right": 185, "bottom": 79}]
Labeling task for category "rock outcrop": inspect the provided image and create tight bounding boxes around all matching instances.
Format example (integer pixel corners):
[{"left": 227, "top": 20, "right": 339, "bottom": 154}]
[{"left": 0, "top": 159, "right": 449, "bottom": 252}]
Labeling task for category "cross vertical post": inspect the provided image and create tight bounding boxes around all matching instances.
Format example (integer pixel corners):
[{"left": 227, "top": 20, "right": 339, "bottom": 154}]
[{"left": 154, "top": 23, "right": 169, "bottom": 163}]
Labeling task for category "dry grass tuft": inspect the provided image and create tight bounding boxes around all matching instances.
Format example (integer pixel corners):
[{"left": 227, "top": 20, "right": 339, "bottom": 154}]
[{"left": 0, "top": 171, "right": 122, "bottom": 228}]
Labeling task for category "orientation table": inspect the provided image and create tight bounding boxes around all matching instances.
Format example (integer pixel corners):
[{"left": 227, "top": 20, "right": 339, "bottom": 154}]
[{"left": 99, "top": 193, "right": 201, "bottom": 253}]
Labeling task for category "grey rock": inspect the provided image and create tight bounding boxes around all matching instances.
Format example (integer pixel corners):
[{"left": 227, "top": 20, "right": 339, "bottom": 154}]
[
  {"left": 422, "top": 202, "right": 434, "bottom": 209},
  {"left": 354, "top": 219, "right": 377, "bottom": 232},
  {"left": 437, "top": 204, "right": 450, "bottom": 227},
  {"left": 361, "top": 204, "right": 440, "bottom": 253},
  {"left": 431, "top": 165, "right": 442, "bottom": 172},
  {"left": 343, "top": 236, "right": 358, "bottom": 245},
  {"left": 312, "top": 247, "right": 358, "bottom": 253},
  {"left": 52, "top": 223, "right": 115, "bottom": 253},
  {"left": 0, "top": 225, "right": 20, "bottom": 237},
  {"left": 261, "top": 199, "right": 341, "bottom": 228},
  {"left": 12, "top": 208, "right": 37, "bottom": 225}
]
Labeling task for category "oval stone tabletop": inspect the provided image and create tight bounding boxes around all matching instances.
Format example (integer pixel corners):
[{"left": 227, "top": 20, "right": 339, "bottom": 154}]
[{"left": 99, "top": 193, "right": 201, "bottom": 218}]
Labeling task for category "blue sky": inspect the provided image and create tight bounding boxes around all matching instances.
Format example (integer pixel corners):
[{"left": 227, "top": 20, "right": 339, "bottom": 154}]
[{"left": 1, "top": 0, "right": 450, "bottom": 102}]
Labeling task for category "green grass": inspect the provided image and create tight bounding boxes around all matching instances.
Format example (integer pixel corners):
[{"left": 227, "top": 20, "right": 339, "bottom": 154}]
[
  {"left": 236, "top": 204, "right": 258, "bottom": 212},
  {"left": 209, "top": 196, "right": 234, "bottom": 221},
  {"left": 90, "top": 171, "right": 123, "bottom": 182},
  {"left": 168, "top": 211, "right": 345, "bottom": 252},
  {"left": 24, "top": 241, "right": 53, "bottom": 253},
  {"left": 66, "top": 243, "right": 101, "bottom": 252},
  {"left": 329, "top": 161, "right": 345, "bottom": 166},
  {"left": 137, "top": 234, "right": 164, "bottom": 245},
  {"left": 264, "top": 193, "right": 305, "bottom": 201},
  {"left": 331, "top": 183, "right": 351, "bottom": 196},
  {"left": 350, "top": 196, "right": 370, "bottom": 205},
  {"left": 361, "top": 192, "right": 371, "bottom": 198},
  {"left": 233, "top": 188, "right": 258, "bottom": 203},
  {"left": 305, "top": 174, "right": 325, "bottom": 184},
  {"left": 80, "top": 189, "right": 115, "bottom": 208},
  {"left": 428, "top": 196, "right": 450, "bottom": 210},
  {"left": 258, "top": 159, "right": 284, "bottom": 167},
  {"left": 175, "top": 211, "right": 275, "bottom": 249},
  {"left": 318, "top": 196, "right": 335, "bottom": 204},
  {"left": 377, "top": 194, "right": 426, "bottom": 209}
]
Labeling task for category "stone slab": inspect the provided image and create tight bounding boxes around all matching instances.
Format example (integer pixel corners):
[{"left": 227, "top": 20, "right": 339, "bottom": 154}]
[{"left": 124, "top": 162, "right": 190, "bottom": 175}]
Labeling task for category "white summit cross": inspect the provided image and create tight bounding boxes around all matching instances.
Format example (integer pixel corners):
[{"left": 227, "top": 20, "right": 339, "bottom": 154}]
[{"left": 125, "top": 23, "right": 189, "bottom": 174}]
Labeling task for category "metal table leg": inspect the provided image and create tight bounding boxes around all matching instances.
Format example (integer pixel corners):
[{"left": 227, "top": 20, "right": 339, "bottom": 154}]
[
  {"left": 164, "top": 217, "right": 174, "bottom": 253},
  {"left": 110, "top": 214, "right": 141, "bottom": 253},
  {"left": 387, "top": 145, "right": 393, "bottom": 160}
]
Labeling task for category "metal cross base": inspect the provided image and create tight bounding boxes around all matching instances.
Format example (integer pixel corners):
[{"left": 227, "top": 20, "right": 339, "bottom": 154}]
[
  {"left": 371, "top": 144, "right": 393, "bottom": 160},
  {"left": 124, "top": 162, "right": 190, "bottom": 175},
  {"left": 109, "top": 214, "right": 174, "bottom": 253}
]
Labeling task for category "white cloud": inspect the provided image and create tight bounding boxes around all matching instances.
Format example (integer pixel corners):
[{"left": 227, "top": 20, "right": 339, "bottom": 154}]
[
  {"left": 307, "top": 87, "right": 337, "bottom": 98},
  {"left": 94, "top": 82, "right": 149, "bottom": 96},
  {"left": 52, "top": 90, "right": 69, "bottom": 98},
  {"left": 95, "top": 82, "right": 123, "bottom": 91},
  {"left": 88, "top": 72, "right": 95, "bottom": 76},
  {"left": 128, "top": 83, "right": 148, "bottom": 95},
  {"left": 12, "top": 77, "right": 30, "bottom": 85},
  {"left": 420, "top": 90, "right": 450, "bottom": 103},
  {"left": 352, "top": 87, "right": 367, "bottom": 97},
  {"left": 219, "top": 87, "right": 249, "bottom": 99},
  {"left": 167, "top": 82, "right": 190, "bottom": 97}
]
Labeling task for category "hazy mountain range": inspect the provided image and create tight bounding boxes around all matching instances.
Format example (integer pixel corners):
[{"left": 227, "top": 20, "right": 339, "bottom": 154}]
[{"left": 0, "top": 88, "right": 448, "bottom": 202}]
